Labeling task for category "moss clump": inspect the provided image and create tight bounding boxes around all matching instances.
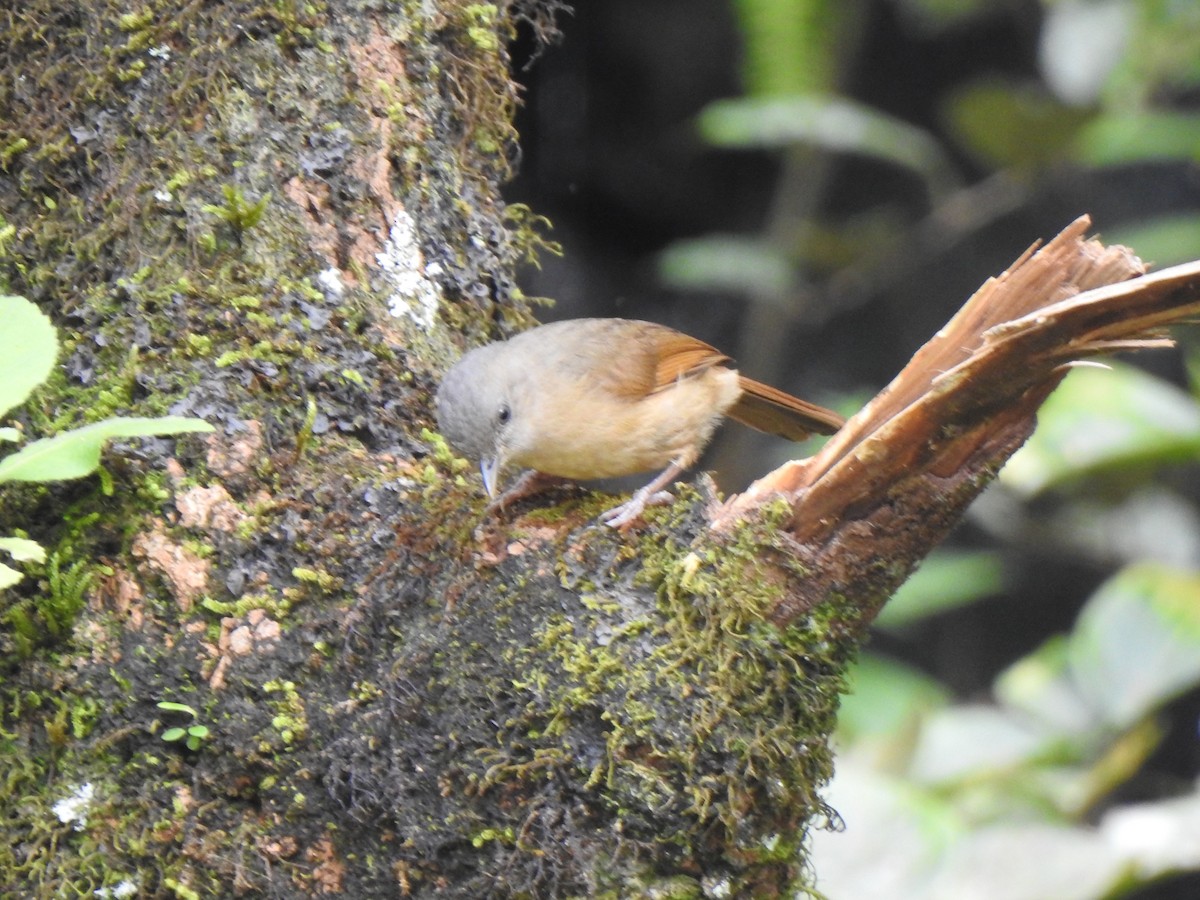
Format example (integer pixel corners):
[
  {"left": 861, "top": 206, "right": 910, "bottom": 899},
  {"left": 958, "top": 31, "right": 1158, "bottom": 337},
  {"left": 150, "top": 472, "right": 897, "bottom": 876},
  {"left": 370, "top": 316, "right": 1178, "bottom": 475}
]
[
  {"left": 262, "top": 678, "right": 308, "bottom": 749},
  {"left": 506, "top": 501, "right": 846, "bottom": 888},
  {"left": 326, "top": 489, "right": 848, "bottom": 896}
]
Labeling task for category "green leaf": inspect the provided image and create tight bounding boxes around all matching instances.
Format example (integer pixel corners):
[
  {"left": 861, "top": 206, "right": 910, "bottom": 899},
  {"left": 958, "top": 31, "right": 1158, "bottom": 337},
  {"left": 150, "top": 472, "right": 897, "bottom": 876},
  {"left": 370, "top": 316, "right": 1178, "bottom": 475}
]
[
  {"left": 996, "top": 635, "right": 1100, "bottom": 737},
  {"left": 807, "top": 760, "right": 965, "bottom": 897},
  {"left": 0, "top": 536, "right": 46, "bottom": 563},
  {"left": 1075, "top": 111, "right": 1200, "bottom": 166},
  {"left": 658, "top": 236, "right": 793, "bottom": 296},
  {"left": 1102, "top": 786, "right": 1200, "bottom": 879},
  {"left": 1001, "top": 363, "right": 1200, "bottom": 497},
  {"left": 838, "top": 653, "right": 950, "bottom": 745},
  {"left": 1104, "top": 213, "right": 1200, "bottom": 267},
  {"left": 0, "top": 295, "right": 58, "bottom": 419},
  {"left": 927, "top": 823, "right": 1126, "bottom": 899},
  {"left": 1067, "top": 562, "right": 1200, "bottom": 728},
  {"left": 0, "top": 427, "right": 20, "bottom": 443},
  {"left": 909, "top": 704, "right": 1058, "bottom": 784},
  {"left": 161, "top": 727, "right": 186, "bottom": 742},
  {"left": 156, "top": 701, "right": 197, "bottom": 717},
  {"left": 0, "top": 416, "right": 214, "bottom": 483},
  {"left": 877, "top": 549, "right": 1003, "bottom": 628},
  {"left": 942, "top": 80, "right": 1093, "bottom": 171},
  {"left": 698, "top": 94, "right": 959, "bottom": 198},
  {"left": 732, "top": 0, "right": 840, "bottom": 96},
  {"left": 0, "top": 562, "right": 21, "bottom": 589}
]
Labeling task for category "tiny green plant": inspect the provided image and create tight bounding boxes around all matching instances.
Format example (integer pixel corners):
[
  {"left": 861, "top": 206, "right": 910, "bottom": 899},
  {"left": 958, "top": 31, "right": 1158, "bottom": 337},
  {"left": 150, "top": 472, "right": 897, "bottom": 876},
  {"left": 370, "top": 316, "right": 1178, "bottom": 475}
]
[
  {"left": 156, "top": 701, "right": 210, "bottom": 751},
  {"left": 201, "top": 184, "right": 270, "bottom": 244},
  {"left": 0, "top": 294, "right": 213, "bottom": 588}
]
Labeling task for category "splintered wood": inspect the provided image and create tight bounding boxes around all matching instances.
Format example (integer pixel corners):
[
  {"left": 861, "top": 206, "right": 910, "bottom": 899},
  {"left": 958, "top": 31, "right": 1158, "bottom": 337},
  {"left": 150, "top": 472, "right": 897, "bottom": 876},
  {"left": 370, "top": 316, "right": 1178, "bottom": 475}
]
[{"left": 713, "top": 216, "right": 1200, "bottom": 626}]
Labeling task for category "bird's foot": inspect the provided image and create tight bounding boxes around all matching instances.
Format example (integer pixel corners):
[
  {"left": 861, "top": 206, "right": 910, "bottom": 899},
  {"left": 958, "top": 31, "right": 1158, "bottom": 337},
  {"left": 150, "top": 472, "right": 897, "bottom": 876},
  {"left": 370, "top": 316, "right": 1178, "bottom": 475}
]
[
  {"left": 600, "top": 488, "right": 674, "bottom": 530},
  {"left": 485, "top": 470, "right": 568, "bottom": 518}
]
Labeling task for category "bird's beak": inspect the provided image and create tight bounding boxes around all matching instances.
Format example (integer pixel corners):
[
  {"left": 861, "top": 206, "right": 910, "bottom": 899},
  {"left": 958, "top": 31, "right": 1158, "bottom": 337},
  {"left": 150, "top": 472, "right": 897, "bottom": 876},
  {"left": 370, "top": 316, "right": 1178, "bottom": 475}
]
[{"left": 480, "top": 456, "right": 501, "bottom": 498}]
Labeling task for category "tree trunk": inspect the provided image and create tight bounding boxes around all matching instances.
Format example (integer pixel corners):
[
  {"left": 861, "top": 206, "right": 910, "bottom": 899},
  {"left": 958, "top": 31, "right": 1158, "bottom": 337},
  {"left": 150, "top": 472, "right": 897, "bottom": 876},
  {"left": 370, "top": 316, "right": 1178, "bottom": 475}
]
[{"left": 3, "top": 4, "right": 1200, "bottom": 899}]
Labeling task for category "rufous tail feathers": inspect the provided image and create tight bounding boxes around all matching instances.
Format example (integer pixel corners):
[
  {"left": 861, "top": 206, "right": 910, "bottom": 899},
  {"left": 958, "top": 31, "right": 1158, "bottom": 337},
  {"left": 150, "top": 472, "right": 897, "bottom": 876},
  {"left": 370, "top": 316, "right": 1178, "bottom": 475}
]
[{"left": 729, "top": 376, "right": 844, "bottom": 441}]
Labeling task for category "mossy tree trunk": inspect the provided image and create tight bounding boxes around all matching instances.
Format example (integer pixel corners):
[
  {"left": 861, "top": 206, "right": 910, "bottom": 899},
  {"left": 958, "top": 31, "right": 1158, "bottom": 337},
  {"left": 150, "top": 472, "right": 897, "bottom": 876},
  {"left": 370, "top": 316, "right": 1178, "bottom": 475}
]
[{"left": 5, "top": 3, "right": 1200, "bottom": 899}]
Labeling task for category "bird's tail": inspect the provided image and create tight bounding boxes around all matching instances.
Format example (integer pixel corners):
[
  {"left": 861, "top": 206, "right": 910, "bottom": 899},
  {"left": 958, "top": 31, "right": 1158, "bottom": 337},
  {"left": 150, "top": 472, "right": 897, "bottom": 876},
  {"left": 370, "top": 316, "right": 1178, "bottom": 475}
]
[{"left": 729, "top": 376, "right": 845, "bottom": 442}]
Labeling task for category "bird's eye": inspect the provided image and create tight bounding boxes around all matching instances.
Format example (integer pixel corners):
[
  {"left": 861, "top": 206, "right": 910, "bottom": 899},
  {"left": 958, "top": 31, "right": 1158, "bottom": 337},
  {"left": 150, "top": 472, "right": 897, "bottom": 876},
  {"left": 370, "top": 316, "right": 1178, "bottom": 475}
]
[{"left": 496, "top": 404, "right": 511, "bottom": 425}]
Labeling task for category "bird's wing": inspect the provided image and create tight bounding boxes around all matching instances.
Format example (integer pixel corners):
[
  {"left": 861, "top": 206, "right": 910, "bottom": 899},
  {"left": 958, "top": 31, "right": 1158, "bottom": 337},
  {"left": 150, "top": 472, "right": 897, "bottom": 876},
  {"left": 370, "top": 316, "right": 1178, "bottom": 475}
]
[{"left": 644, "top": 326, "right": 731, "bottom": 394}]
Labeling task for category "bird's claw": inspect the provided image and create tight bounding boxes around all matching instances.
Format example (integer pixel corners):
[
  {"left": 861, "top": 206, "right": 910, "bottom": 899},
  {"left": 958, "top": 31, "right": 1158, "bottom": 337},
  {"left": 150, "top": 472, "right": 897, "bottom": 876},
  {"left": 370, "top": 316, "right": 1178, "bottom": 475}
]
[
  {"left": 600, "top": 489, "right": 674, "bottom": 529},
  {"left": 485, "top": 470, "right": 566, "bottom": 517}
]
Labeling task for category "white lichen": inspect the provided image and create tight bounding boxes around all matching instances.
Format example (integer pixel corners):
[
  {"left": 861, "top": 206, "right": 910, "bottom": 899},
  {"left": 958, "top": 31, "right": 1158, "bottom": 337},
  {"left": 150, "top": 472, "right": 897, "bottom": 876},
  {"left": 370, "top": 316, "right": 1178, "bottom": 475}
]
[
  {"left": 377, "top": 209, "right": 442, "bottom": 329},
  {"left": 317, "top": 266, "right": 345, "bottom": 300},
  {"left": 95, "top": 879, "right": 140, "bottom": 898},
  {"left": 52, "top": 782, "right": 95, "bottom": 830}
]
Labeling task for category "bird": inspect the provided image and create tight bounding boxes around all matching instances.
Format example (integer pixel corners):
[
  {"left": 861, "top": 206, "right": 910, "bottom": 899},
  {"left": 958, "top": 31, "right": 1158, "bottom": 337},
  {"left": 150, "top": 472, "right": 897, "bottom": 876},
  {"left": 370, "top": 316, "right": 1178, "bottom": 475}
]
[{"left": 434, "top": 318, "right": 844, "bottom": 528}]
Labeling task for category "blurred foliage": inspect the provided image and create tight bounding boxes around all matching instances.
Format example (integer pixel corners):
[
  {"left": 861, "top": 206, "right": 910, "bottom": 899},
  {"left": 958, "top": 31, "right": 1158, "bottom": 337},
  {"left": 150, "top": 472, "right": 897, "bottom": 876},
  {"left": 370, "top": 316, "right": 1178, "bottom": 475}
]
[
  {"left": 1000, "top": 363, "right": 1200, "bottom": 497},
  {"left": 659, "top": 235, "right": 794, "bottom": 297},
  {"left": 663, "top": 0, "right": 1200, "bottom": 288},
  {"left": 944, "top": 81, "right": 1096, "bottom": 171},
  {"left": 823, "top": 564, "right": 1200, "bottom": 899},
  {"left": 699, "top": 94, "right": 960, "bottom": 198},
  {"left": 674, "top": 2, "right": 1200, "bottom": 898},
  {"left": 875, "top": 549, "right": 1005, "bottom": 629},
  {"left": 732, "top": 0, "right": 842, "bottom": 95},
  {"left": 1075, "top": 110, "right": 1200, "bottom": 166}
]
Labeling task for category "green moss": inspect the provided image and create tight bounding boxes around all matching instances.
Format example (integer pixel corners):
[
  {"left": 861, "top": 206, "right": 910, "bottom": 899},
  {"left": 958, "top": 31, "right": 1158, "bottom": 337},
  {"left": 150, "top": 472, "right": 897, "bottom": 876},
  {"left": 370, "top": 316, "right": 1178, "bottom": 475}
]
[
  {"left": 504, "top": 203, "right": 563, "bottom": 267},
  {"left": 199, "top": 585, "right": 298, "bottom": 622},
  {"left": 263, "top": 679, "right": 307, "bottom": 748},
  {"left": 0, "top": 725, "right": 201, "bottom": 896},
  {"left": 117, "top": 10, "right": 154, "bottom": 32},
  {"left": 164, "top": 878, "right": 201, "bottom": 900},
  {"left": 184, "top": 333, "right": 213, "bottom": 355},
  {"left": 201, "top": 184, "right": 271, "bottom": 240},
  {"left": 2, "top": 545, "right": 95, "bottom": 660},
  {"left": 0, "top": 138, "right": 30, "bottom": 167},
  {"left": 291, "top": 566, "right": 340, "bottom": 593},
  {"left": 116, "top": 59, "right": 147, "bottom": 83},
  {"left": 429, "top": 491, "right": 848, "bottom": 893},
  {"left": 421, "top": 427, "right": 471, "bottom": 478}
]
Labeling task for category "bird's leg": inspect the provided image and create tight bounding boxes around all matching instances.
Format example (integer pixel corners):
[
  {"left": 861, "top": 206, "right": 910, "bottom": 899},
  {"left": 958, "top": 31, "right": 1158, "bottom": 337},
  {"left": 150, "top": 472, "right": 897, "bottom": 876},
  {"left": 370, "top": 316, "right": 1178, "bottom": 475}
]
[
  {"left": 486, "top": 470, "right": 568, "bottom": 517},
  {"left": 600, "top": 461, "right": 687, "bottom": 530}
]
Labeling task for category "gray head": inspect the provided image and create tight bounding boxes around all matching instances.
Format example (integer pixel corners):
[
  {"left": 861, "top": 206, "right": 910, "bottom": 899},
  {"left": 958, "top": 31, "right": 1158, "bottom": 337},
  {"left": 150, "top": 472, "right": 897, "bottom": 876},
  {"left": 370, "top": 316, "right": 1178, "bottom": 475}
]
[{"left": 435, "top": 342, "right": 523, "bottom": 496}]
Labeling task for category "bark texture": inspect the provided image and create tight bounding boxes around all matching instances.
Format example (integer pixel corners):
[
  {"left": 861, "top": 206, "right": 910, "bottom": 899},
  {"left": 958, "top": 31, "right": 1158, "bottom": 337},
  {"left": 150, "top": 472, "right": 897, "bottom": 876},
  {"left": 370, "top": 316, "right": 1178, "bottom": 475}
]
[{"left": 3, "top": 3, "right": 1200, "bottom": 899}]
